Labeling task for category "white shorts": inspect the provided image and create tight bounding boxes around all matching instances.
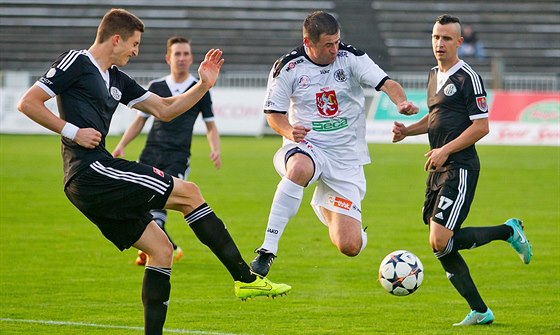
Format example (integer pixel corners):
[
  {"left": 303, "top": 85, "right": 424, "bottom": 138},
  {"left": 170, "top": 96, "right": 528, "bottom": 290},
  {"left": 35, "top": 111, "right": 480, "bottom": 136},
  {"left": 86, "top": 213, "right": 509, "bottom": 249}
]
[{"left": 273, "top": 141, "right": 366, "bottom": 225}]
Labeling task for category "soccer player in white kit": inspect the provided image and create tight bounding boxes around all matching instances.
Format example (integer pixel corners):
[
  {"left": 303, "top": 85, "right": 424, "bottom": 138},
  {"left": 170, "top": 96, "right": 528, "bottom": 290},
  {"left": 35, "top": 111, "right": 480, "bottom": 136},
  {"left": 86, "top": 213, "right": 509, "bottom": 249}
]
[{"left": 250, "top": 11, "right": 419, "bottom": 277}]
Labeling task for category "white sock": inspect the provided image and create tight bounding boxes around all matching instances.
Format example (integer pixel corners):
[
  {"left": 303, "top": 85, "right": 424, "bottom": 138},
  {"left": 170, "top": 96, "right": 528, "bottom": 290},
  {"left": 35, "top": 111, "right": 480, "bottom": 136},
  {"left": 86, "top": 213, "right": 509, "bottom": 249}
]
[{"left": 260, "top": 177, "right": 304, "bottom": 255}]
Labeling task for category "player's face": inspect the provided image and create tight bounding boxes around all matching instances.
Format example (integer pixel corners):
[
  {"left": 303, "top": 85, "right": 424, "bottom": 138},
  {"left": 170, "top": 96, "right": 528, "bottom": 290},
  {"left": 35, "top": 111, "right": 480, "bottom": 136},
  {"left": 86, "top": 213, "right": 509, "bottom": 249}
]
[
  {"left": 305, "top": 32, "right": 340, "bottom": 65},
  {"left": 167, "top": 43, "right": 193, "bottom": 76},
  {"left": 113, "top": 30, "right": 142, "bottom": 67},
  {"left": 432, "top": 22, "right": 462, "bottom": 68}
]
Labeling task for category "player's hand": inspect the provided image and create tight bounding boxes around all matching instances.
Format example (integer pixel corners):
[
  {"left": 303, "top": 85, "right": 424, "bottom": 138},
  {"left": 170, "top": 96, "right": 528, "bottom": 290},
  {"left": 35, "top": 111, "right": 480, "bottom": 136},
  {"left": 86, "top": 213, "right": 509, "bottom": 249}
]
[
  {"left": 398, "top": 101, "right": 419, "bottom": 116},
  {"left": 291, "top": 124, "right": 311, "bottom": 143},
  {"left": 198, "top": 49, "right": 224, "bottom": 89},
  {"left": 74, "top": 128, "right": 101, "bottom": 149},
  {"left": 424, "top": 147, "right": 449, "bottom": 171},
  {"left": 112, "top": 145, "right": 125, "bottom": 158},
  {"left": 392, "top": 121, "right": 407, "bottom": 143},
  {"left": 210, "top": 151, "right": 221, "bottom": 169}
]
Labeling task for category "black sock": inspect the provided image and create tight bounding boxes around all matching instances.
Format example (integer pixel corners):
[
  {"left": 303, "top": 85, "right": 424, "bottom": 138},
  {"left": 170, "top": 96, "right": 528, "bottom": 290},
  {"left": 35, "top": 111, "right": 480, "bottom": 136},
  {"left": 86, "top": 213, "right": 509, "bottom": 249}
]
[
  {"left": 438, "top": 252, "right": 487, "bottom": 312},
  {"left": 185, "top": 203, "right": 256, "bottom": 283},
  {"left": 142, "top": 266, "right": 171, "bottom": 335},
  {"left": 453, "top": 225, "right": 512, "bottom": 251}
]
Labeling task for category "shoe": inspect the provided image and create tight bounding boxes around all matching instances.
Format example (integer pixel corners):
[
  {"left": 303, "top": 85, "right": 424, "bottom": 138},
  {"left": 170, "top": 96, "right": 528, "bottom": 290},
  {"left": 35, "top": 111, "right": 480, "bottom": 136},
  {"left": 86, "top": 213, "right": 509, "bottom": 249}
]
[
  {"left": 173, "top": 246, "right": 184, "bottom": 262},
  {"left": 135, "top": 250, "right": 147, "bottom": 266},
  {"left": 504, "top": 218, "right": 532, "bottom": 264},
  {"left": 250, "top": 248, "right": 276, "bottom": 277},
  {"left": 234, "top": 276, "right": 291, "bottom": 301},
  {"left": 453, "top": 308, "right": 494, "bottom": 326}
]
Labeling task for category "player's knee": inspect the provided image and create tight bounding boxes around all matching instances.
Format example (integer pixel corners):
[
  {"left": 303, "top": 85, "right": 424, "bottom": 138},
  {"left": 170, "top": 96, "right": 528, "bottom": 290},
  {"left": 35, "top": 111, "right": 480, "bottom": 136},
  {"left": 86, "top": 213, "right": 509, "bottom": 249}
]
[
  {"left": 338, "top": 240, "right": 362, "bottom": 257},
  {"left": 147, "top": 240, "right": 173, "bottom": 267},
  {"left": 429, "top": 235, "right": 448, "bottom": 253}
]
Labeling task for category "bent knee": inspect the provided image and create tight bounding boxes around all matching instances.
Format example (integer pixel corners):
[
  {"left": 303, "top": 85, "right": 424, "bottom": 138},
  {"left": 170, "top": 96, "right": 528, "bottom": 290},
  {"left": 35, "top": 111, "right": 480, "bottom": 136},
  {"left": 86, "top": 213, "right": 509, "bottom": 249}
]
[
  {"left": 429, "top": 236, "right": 449, "bottom": 253},
  {"left": 338, "top": 241, "right": 362, "bottom": 257}
]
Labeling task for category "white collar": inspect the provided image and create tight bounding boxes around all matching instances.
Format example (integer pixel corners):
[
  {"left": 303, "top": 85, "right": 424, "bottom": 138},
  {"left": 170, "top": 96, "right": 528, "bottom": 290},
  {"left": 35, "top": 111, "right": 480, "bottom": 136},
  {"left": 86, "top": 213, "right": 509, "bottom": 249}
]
[
  {"left": 165, "top": 74, "right": 196, "bottom": 96},
  {"left": 436, "top": 59, "right": 464, "bottom": 92}
]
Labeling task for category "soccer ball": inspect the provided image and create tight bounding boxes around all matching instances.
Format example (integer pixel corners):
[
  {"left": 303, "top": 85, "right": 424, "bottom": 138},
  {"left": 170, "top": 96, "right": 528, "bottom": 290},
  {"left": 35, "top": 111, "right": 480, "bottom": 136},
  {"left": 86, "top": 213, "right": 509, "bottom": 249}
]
[{"left": 378, "top": 250, "right": 424, "bottom": 296}]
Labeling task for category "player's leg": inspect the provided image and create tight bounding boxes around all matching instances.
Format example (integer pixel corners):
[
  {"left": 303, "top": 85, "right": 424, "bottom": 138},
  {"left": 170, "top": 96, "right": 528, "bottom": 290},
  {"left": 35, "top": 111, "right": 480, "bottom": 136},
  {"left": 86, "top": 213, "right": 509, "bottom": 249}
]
[
  {"left": 426, "top": 169, "right": 492, "bottom": 325},
  {"left": 251, "top": 148, "right": 315, "bottom": 276},
  {"left": 321, "top": 209, "right": 364, "bottom": 256},
  {"left": 165, "top": 178, "right": 291, "bottom": 298},
  {"left": 312, "top": 163, "right": 367, "bottom": 256},
  {"left": 133, "top": 222, "right": 174, "bottom": 335}
]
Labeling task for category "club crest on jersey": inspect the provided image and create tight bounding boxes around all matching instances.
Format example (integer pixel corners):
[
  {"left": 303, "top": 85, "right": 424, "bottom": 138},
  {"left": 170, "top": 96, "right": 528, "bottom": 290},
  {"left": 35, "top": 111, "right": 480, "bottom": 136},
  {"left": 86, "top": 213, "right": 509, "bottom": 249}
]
[
  {"left": 152, "top": 167, "right": 164, "bottom": 177},
  {"left": 334, "top": 69, "right": 347, "bottom": 82},
  {"left": 444, "top": 84, "right": 457, "bottom": 96},
  {"left": 476, "top": 96, "right": 488, "bottom": 112},
  {"left": 110, "top": 87, "right": 122, "bottom": 101},
  {"left": 316, "top": 90, "right": 339, "bottom": 117}
]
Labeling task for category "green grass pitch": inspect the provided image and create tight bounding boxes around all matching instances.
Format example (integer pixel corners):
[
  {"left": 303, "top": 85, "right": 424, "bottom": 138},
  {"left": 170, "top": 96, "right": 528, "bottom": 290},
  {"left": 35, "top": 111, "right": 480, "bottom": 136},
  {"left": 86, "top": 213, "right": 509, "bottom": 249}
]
[{"left": 1, "top": 134, "right": 559, "bottom": 334}]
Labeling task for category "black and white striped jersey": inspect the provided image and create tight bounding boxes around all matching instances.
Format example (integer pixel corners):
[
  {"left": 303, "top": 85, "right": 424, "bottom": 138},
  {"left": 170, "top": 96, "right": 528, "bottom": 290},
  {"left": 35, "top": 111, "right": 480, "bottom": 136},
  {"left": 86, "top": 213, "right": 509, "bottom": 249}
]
[
  {"left": 35, "top": 49, "right": 150, "bottom": 184},
  {"left": 426, "top": 60, "right": 488, "bottom": 170}
]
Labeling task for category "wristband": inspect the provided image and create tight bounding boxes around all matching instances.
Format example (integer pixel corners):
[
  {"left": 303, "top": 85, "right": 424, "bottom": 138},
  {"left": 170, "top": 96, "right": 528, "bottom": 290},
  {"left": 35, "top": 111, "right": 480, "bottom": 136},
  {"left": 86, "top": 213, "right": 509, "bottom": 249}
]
[{"left": 61, "top": 122, "right": 79, "bottom": 140}]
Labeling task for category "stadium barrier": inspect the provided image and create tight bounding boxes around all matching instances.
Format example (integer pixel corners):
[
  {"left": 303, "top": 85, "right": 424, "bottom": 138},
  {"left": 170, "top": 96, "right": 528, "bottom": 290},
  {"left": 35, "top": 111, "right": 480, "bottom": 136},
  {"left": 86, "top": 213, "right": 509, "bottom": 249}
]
[{"left": 1, "top": 71, "right": 558, "bottom": 145}]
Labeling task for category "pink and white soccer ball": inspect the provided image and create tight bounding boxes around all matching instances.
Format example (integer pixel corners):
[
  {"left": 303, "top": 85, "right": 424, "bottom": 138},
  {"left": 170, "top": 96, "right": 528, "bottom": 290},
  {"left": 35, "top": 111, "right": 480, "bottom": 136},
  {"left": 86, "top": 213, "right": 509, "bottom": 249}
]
[{"left": 378, "top": 250, "right": 424, "bottom": 296}]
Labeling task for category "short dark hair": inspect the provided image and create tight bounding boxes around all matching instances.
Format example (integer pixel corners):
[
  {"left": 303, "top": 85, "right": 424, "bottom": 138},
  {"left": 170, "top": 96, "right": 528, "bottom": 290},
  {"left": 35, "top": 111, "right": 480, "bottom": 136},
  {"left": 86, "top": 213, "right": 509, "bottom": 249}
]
[
  {"left": 166, "top": 36, "right": 190, "bottom": 55},
  {"left": 96, "top": 8, "right": 144, "bottom": 43},
  {"left": 303, "top": 11, "right": 340, "bottom": 44},
  {"left": 435, "top": 14, "right": 461, "bottom": 25}
]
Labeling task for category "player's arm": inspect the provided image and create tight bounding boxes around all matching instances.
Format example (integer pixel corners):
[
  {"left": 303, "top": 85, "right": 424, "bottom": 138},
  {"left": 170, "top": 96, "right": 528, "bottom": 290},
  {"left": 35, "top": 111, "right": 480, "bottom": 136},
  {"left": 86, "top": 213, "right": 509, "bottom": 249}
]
[
  {"left": 380, "top": 79, "right": 419, "bottom": 116},
  {"left": 204, "top": 120, "right": 221, "bottom": 169},
  {"left": 112, "top": 114, "right": 148, "bottom": 157},
  {"left": 424, "top": 118, "right": 489, "bottom": 170},
  {"left": 266, "top": 113, "right": 310, "bottom": 143},
  {"left": 17, "top": 85, "right": 101, "bottom": 148},
  {"left": 133, "top": 49, "right": 223, "bottom": 121},
  {"left": 392, "top": 114, "right": 429, "bottom": 143}
]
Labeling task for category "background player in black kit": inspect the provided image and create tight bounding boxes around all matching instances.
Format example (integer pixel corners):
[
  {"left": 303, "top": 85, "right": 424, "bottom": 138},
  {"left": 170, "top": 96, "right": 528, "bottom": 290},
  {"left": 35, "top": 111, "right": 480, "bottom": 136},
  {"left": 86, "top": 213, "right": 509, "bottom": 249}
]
[
  {"left": 17, "top": 8, "right": 290, "bottom": 335},
  {"left": 113, "top": 36, "right": 222, "bottom": 266},
  {"left": 392, "top": 14, "right": 532, "bottom": 326}
]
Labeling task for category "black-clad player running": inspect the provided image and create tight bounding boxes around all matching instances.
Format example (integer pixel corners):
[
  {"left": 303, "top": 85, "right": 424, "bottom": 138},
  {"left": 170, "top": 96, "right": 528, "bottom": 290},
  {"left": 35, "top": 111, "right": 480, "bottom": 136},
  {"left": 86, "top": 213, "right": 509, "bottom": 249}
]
[{"left": 18, "top": 8, "right": 290, "bottom": 335}]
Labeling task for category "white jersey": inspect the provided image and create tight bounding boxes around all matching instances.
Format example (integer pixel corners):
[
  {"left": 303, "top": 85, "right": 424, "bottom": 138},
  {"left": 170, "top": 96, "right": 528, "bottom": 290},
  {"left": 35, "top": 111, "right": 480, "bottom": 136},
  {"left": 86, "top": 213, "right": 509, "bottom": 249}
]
[{"left": 264, "top": 43, "right": 389, "bottom": 165}]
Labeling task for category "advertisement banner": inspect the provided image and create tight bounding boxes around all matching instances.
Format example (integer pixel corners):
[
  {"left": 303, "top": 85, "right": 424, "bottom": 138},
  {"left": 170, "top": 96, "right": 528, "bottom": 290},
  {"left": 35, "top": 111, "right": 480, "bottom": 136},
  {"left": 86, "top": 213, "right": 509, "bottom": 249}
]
[{"left": 367, "top": 90, "right": 559, "bottom": 146}]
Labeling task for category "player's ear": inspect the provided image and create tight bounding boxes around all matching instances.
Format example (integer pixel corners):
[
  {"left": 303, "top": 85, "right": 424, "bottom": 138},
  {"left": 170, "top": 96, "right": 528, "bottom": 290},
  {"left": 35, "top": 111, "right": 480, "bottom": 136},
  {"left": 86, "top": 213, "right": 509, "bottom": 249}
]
[
  {"left": 111, "top": 34, "right": 121, "bottom": 46},
  {"left": 303, "top": 36, "right": 310, "bottom": 47}
]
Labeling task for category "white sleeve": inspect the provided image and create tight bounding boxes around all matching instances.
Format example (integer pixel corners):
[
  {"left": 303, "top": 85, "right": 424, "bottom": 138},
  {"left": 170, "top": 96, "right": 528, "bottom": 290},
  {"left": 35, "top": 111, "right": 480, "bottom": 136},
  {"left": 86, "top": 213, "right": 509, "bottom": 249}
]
[
  {"left": 263, "top": 66, "right": 292, "bottom": 112},
  {"left": 354, "top": 53, "right": 388, "bottom": 89}
]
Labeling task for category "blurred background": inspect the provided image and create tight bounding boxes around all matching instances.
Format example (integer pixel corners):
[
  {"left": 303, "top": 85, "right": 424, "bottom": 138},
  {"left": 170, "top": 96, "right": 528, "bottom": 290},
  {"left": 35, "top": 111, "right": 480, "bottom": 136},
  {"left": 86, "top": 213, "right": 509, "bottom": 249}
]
[{"left": 1, "top": 0, "right": 559, "bottom": 143}]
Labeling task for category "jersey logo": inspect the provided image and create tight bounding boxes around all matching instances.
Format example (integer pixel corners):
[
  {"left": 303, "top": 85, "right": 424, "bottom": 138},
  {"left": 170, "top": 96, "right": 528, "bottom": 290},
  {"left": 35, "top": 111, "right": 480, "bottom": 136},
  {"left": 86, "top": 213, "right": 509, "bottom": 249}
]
[
  {"left": 152, "top": 167, "right": 164, "bottom": 178},
  {"left": 46, "top": 68, "right": 57, "bottom": 78},
  {"left": 334, "top": 69, "right": 347, "bottom": 82},
  {"left": 443, "top": 84, "right": 457, "bottom": 96},
  {"left": 297, "top": 75, "right": 311, "bottom": 89},
  {"left": 312, "top": 117, "right": 348, "bottom": 132},
  {"left": 329, "top": 195, "right": 352, "bottom": 211},
  {"left": 110, "top": 87, "right": 122, "bottom": 101},
  {"left": 476, "top": 96, "right": 488, "bottom": 112},
  {"left": 316, "top": 90, "right": 339, "bottom": 117}
]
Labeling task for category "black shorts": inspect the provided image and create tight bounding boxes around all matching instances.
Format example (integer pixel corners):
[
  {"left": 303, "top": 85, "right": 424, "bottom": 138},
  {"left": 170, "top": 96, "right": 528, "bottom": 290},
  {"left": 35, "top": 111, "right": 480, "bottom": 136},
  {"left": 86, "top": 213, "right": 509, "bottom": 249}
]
[
  {"left": 422, "top": 168, "right": 479, "bottom": 231},
  {"left": 64, "top": 158, "right": 174, "bottom": 251},
  {"left": 140, "top": 151, "right": 189, "bottom": 179}
]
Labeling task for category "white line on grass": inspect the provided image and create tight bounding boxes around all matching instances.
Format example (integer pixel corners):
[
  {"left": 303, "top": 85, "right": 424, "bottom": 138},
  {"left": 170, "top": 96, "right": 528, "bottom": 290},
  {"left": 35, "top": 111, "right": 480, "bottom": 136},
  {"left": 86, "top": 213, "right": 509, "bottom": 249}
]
[{"left": 0, "top": 318, "right": 257, "bottom": 335}]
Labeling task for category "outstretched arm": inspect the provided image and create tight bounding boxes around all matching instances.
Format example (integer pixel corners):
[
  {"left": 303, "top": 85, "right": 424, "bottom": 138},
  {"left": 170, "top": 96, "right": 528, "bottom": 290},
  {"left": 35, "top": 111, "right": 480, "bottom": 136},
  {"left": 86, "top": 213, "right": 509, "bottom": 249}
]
[
  {"left": 134, "top": 49, "right": 224, "bottom": 121},
  {"left": 392, "top": 114, "right": 429, "bottom": 143},
  {"left": 380, "top": 79, "right": 419, "bottom": 116}
]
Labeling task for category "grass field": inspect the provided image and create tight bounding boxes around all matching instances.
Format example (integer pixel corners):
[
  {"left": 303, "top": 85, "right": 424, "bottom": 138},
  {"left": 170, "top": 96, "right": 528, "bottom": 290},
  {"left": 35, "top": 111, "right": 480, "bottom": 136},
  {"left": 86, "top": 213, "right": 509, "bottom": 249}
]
[{"left": 1, "top": 134, "right": 559, "bottom": 335}]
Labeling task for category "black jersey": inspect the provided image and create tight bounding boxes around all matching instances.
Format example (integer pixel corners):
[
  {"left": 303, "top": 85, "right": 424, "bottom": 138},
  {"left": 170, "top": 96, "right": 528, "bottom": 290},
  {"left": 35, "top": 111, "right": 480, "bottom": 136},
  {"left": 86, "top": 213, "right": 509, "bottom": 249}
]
[
  {"left": 36, "top": 49, "right": 150, "bottom": 185},
  {"left": 426, "top": 60, "right": 488, "bottom": 170},
  {"left": 139, "top": 76, "right": 213, "bottom": 167}
]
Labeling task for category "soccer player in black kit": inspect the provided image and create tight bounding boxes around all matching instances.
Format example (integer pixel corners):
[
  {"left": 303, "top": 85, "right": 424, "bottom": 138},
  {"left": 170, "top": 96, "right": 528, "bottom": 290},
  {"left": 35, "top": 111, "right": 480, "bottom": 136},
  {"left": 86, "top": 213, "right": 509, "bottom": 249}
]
[
  {"left": 113, "top": 36, "right": 222, "bottom": 266},
  {"left": 392, "top": 14, "right": 532, "bottom": 326},
  {"left": 17, "top": 8, "right": 290, "bottom": 335}
]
